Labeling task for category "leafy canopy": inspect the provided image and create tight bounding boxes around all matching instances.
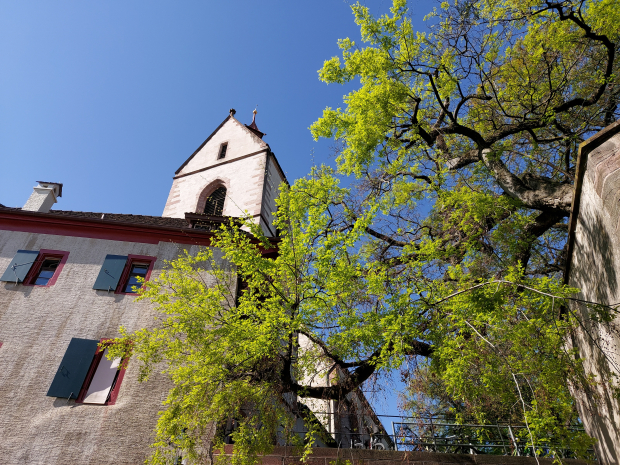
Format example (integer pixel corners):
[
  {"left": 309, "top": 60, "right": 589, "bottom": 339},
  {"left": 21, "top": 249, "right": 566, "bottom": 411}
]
[{"left": 108, "top": 0, "right": 620, "bottom": 461}]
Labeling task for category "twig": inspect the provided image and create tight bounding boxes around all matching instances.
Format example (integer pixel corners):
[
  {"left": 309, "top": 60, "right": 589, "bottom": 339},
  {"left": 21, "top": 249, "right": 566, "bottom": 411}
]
[
  {"left": 431, "top": 279, "right": 620, "bottom": 312},
  {"left": 512, "top": 373, "right": 540, "bottom": 464}
]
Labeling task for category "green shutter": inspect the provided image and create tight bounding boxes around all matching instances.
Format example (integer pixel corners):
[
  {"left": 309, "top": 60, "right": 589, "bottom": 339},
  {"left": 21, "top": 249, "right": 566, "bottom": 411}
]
[
  {"left": 92, "top": 255, "right": 128, "bottom": 291},
  {"left": 0, "top": 250, "right": 39, "bottom": 283},
  {"left": 47, "top": 338, "right": 99, "bottom": 399}
]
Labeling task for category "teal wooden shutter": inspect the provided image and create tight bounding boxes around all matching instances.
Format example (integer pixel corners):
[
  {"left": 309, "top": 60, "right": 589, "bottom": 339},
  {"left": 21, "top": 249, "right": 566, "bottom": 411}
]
[
  {"left": 47, "top": 338, "right": 99, "bottom": 399},
  {"left": 0, "top": 250, "right": 39, "bottom": 283},
  {"left": 92, "top": 255, "right": 128, "bottom": 291}
]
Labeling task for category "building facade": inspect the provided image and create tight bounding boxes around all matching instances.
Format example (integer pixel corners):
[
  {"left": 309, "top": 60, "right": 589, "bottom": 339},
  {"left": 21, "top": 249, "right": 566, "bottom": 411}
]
[
  {"left": 565, "top": 120, "right": 620, "bottom": 464},
  {"left": 0, "top": 110, "right": 285, "bottom": 465}
]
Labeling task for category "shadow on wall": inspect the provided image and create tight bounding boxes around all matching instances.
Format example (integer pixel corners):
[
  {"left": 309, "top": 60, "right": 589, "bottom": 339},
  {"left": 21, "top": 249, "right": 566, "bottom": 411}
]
[
  {"left": 570, "top": 205, "right": 620, "bottom": 464},
  {"left": 572, "top": 204, "right": 617, "bottom": 304}
]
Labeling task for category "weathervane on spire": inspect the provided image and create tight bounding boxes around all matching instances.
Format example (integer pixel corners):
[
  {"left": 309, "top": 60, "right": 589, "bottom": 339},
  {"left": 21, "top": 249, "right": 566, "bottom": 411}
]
[{"left": 246, "top": 105, "right": 265, "bottom": 138}]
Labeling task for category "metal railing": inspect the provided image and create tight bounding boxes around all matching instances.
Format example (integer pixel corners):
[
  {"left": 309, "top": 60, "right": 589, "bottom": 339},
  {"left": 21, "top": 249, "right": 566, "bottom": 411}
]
[
  {"left": 390, "top": 420, "right": 592, "bottom": 458},
  {"left": 288, "top": 412, "right": 595, "bottom": 459}
]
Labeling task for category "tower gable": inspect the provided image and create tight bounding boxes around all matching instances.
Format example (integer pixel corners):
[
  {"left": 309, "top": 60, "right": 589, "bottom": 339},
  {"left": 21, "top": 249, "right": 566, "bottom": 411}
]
[
  {"left": 175, "top": 115, "right": 269, "bottom": 177},
  {"left": 162, "top": 111, "right": 285, "bottom": 238}
]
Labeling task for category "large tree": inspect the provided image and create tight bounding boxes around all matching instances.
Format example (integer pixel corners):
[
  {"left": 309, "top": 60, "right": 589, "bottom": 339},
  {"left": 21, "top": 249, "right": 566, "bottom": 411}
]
[{"left": 108, "top": 0, "right": 619, "bottom": 462}]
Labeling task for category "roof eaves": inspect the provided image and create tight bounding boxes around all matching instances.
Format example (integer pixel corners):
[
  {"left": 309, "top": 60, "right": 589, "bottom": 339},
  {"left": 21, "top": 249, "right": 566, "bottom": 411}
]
[
  {"left": 0, "top": 206, "right": 195, "bottom": 233},
  {"left": 245, "top": 124, "right": 265, "bottom": 139}
]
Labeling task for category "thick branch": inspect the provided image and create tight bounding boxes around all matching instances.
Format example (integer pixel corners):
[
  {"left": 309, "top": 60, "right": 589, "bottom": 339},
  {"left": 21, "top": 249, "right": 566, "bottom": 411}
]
[
  {"left": 283, "top": 339, "right": 432, "bottom": 400},
  {"left": 365, "top": 226, "right": 408, "bottom": 247},
  {"left": 481, "top": 149, "right": 573, "bottom": 213},
  {"left": 445, "top": 149, "right": 481, "bottom": 170},
  {"left": 515, "top": 210, "right": 566, "bottom": 269}
]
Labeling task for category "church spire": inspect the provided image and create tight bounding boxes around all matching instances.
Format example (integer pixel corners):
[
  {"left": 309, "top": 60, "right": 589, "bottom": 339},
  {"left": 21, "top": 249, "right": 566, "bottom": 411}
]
[{"left": 245, "top": 108, "right": 265, "bottom": 139}]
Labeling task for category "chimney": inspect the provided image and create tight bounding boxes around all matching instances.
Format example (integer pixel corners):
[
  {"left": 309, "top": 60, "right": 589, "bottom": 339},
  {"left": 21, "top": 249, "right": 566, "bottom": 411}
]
[{"left": 23, "top": 181, "right": 63, "bottom": 213}]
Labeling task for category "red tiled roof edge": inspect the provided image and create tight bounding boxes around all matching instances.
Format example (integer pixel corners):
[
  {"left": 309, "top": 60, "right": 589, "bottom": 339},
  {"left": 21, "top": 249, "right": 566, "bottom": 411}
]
[
  {"left": 0, "top": 206, "right": 278, "bottom": 253},
  {"left": 0, "top": 206, "right": 214, "bottom": 246}
]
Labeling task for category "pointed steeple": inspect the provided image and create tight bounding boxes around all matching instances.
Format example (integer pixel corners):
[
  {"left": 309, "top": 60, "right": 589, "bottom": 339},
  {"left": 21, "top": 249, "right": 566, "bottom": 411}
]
[{"left": 245, "top": 108, "right": 265, "bottom": 139}]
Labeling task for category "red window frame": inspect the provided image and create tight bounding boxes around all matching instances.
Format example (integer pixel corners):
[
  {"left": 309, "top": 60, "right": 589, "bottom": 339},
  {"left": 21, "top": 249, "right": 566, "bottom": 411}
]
[
  {"left": 115, "top": 254, "right": 156, "bottom": 295},
  {"left": 75, "top": 338, "right": 129, "bottom": 406},
  {"left": 23, "top": 249, "right": 70, "bottom": 287}
]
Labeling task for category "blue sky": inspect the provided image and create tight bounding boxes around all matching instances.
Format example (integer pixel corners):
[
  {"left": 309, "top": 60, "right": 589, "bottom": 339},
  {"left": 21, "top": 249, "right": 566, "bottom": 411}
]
[
  {"left": 0, "top": 0, "right": 434, "bottom": 214},
  {"left": 0, "top": 0, "right": 434, "bottom": 420}
]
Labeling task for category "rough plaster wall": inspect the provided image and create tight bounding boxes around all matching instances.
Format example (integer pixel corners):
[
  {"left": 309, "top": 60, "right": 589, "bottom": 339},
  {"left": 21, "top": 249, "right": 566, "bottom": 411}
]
[
  {"left": 163, "top": 118, "right": 269, "bottom": 219},
  {"left": 259, "top": 154, "right": 285, "bottom": 237},
  {"left": 569, "top": 133, "right": 620, "bottom": 464},
  {"left": 0, "top": 231, "right": 228, "bottom": 465}
]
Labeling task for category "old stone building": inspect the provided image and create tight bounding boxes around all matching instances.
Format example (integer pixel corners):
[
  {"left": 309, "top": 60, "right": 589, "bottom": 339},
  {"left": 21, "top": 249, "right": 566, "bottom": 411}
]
[
  {"left": 565, "top": 120, "right": 620, "bottom": 464},
  {"left": 0, "top": 110, "right": 286, "bottom": 464}
]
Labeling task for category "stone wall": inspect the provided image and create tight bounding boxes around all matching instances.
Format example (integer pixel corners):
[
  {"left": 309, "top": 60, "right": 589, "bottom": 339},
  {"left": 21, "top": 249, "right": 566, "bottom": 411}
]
[
  {"left": 214, "top": 446, "right": 591, "bottom": 465},
  {"left": 0, "top": 230, "right": 227, "bottom": 465},
  {"left": 566, "top": 120, "right": 620, "bottom": 464}
]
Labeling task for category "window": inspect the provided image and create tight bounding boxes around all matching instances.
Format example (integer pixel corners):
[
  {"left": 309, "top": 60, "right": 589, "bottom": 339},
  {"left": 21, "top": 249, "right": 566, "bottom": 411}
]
[
  {"left": 0, "top": 249, "right": 69, "bottom": 286},
  {"left": 92, "top": 254, "right": 156, "bottom": 294},
  {"left": 47, "top": 338, "right": 128, "bottom": 405},
  {"left": 218, "top": 142, "right": 228, "bottom": 159},
  {"left": 33, "top": 257, "right": 61, "bottom": 285},
  {"left": 204, "top": 186, "right": 226, "bottom": 216},
  {"left": 123, "top": 262, "right": 149, "bottom": 293},
  {"left": 77, "top": 342, "right": 127, "bottom": 405}
]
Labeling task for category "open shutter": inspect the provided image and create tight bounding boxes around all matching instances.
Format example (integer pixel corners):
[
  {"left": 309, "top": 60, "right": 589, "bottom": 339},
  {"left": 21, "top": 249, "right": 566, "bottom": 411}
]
[
  {"left": 92, "top": 254, "right": 127, "bottom": 291},
  {"left": 47, "top": 338, "right": 99, "bottom": 399},
  {"left": 0, "top": 250, "right": 39, "bottom": 283},
  {"left": 83, "top": 349, "right": 121, "bottom": 404}
]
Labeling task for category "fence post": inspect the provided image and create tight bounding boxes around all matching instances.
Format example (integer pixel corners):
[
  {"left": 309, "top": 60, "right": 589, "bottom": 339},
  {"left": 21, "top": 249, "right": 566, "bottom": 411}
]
[
  {"left": 391, "top": 422, "right": 398, "bottom": 451},
  {"left": 496, "top": 424, "right": 508, "bottom": 455},
  {"left": 507, "top": 425, "right": 520, "bottom": 456}
]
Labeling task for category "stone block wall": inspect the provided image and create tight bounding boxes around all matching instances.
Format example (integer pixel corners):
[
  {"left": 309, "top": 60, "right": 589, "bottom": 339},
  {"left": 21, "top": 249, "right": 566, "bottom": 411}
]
[
  {"left": 214, "top": 446, "right": 591, "bottom": 465},
  {"left": 566, "top": 120, "right": 620, "bottom": 464}
]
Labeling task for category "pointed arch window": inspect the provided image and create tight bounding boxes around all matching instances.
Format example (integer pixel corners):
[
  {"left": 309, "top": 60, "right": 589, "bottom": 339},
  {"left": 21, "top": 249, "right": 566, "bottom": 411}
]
[{"left": 204, "top": 186, "right": 226, "bottom": 216}]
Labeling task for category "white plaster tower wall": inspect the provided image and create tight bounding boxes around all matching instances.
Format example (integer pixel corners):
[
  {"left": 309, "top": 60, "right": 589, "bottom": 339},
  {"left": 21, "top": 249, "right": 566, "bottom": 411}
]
[
  {"left": 166, "top": 153, "right": 267, "bottom": 218},
  {"left": 163, "top": 112, "right": 286, "bottom": 237},
  {"left": 259, "top": 154, "right": 286, "bottom": 236},
  {"left": 163, "top": 116, "right": 268, "bottom": 217}
]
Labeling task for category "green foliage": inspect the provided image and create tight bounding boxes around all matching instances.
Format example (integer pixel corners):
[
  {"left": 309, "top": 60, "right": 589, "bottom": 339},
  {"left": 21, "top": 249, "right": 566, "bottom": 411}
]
[
  {"left": 108, "top": 187, "right": 598, "bottom": 461},
  {"left": 106, "top": 241, "right": 305, "bottom": 465},
  {"left": 105, "top": 0, "right": 620, "bottom": 461},
  {"left": 306, "top": 0, "right": 619, "bottom": 457}
]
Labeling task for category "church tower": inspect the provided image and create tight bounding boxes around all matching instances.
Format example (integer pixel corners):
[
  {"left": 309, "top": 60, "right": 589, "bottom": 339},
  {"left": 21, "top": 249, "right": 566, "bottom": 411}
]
[{"left": 162, "top": 109, "right": 286, "bottom": 237}]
